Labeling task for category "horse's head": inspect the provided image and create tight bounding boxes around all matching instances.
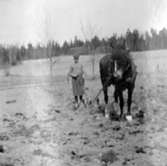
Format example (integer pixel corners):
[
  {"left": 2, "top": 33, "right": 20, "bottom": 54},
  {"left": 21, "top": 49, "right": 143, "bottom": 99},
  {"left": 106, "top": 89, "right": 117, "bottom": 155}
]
[
  {"left": 113, "top": 60, "right": 124, "bottom": 80},
  {"left": 112, "top": 52, "right": 130, "bottom": 81}
]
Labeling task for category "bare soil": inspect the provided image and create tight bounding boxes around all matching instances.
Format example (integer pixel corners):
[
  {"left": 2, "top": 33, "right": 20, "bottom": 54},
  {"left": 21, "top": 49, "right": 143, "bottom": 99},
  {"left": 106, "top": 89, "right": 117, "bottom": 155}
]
[{"left": 0, "top": 51, "right": 167, "bottom": 166}]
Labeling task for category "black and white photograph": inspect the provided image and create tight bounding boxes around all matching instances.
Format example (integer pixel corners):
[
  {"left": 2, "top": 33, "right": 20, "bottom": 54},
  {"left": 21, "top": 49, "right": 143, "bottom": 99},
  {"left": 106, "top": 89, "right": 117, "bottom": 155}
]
[{"left": 0, "top": 0, "right": 167, "bottom": 165}]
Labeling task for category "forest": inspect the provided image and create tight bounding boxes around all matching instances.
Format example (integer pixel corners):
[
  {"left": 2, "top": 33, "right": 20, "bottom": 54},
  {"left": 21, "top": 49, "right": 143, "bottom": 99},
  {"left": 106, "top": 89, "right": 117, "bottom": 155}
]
[{"left": 0, "top": 27, "right": 167, "bottom": 65}]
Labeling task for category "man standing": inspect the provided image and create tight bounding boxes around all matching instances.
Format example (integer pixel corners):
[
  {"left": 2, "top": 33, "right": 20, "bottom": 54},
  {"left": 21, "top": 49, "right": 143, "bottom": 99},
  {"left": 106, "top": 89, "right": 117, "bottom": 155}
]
[{"left": 67, "top": 54, "right": 85, "bottom": 109}]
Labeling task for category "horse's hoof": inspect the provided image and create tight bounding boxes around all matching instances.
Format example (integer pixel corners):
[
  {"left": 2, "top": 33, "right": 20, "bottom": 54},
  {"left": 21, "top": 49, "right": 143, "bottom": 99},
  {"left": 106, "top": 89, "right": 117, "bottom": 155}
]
[
  {"left": 126, "top": 115, "right": 133, "bottom": 122},
  {"left": 105, "top": 113, "right": 109, "bottom": 119}
]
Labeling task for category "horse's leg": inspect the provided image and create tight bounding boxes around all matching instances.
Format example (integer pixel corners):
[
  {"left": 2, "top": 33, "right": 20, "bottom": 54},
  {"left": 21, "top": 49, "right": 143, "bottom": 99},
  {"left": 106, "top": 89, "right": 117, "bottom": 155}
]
[
  {"left": 103, "top": 86, "right": 108, "bottom": 104},
  {"left": 103, "top": 85, "right": 109, "bottom": 118},
  {"left": 114, "top": 87, "right": 118, "bottom": 103},
  {"left": 113, "top": 87, "right": 119, "bottom": 113},
  {"left": 127, "top": 87, "right": 133, "bottom": 115},
  {"left": 118, "top": 90, "right": 124, "bottom": 118}
]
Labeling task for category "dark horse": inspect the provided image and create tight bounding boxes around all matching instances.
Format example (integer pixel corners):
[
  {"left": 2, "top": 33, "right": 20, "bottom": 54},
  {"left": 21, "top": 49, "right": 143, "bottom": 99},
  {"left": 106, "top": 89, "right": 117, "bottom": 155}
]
[{"left": 99, "top": 49, "right": 137, "bottom": 119}]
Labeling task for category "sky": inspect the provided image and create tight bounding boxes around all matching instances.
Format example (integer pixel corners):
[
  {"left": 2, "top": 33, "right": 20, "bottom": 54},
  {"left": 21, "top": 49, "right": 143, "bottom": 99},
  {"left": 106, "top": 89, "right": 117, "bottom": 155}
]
[{"left": 0, "top": 0, "right": 167, "bottom": 45}]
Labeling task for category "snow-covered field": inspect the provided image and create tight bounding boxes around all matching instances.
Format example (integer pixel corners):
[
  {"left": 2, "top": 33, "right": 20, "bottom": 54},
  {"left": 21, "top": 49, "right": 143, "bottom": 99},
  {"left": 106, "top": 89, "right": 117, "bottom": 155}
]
[{"left": 0, "top": 50, "right": 167, "bottom": 166}]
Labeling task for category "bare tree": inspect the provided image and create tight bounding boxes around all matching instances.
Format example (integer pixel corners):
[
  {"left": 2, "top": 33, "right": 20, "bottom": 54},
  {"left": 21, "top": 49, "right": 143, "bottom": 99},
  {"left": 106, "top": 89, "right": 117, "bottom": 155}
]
[
  {"left": 80, "top": 20, "right": 101, "bottom": 79},
  {"left": 44, "top": 14, "right": 54, "bottom": 76}
]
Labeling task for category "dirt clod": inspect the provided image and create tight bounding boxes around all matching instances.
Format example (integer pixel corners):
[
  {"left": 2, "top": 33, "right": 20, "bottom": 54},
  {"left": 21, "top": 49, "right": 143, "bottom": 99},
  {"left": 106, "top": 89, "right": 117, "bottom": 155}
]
[
  {"left": 101, "top": 149, "right": 118, "bottom": 164},
  {"left": 0, "top": 145, "right": 4, "bottom": 153},
  {"left": 135, "top": 146, "right": 146, "bottom": 154}
]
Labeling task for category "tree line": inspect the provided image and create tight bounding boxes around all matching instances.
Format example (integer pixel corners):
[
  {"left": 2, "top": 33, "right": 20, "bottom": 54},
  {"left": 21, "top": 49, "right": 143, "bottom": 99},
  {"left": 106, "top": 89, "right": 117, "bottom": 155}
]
[{"left": 0, "top": 27, "right": 167, "bottom": 65}]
